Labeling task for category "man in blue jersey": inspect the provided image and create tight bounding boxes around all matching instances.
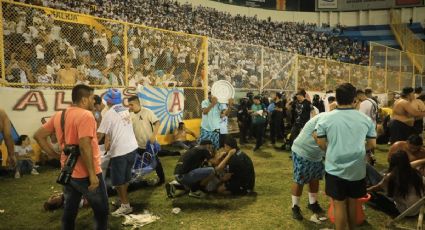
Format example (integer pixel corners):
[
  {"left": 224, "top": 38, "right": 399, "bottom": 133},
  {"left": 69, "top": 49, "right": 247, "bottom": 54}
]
[{"left": 315, "top": 83, "right": 376, "bottom": 230}]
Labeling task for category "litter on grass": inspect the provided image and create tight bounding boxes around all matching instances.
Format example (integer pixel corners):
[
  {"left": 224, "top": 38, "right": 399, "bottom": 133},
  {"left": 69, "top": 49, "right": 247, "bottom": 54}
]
[{"left": 122, "top": 213, "right": 160, "bottom": 229}]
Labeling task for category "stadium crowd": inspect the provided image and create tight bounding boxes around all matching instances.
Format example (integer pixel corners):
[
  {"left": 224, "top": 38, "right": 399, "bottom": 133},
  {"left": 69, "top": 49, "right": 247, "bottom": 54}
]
[
  {"left": 17, "top": 0, "right": 369, "bottom": 66},
  {"left": 3, "top": 1, "right": 205, "bottom": 87}
]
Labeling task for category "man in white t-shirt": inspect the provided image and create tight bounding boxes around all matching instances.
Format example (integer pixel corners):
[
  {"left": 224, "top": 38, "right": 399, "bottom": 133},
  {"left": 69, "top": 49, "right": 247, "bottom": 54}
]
[
  {"left": 127, "top": 96, "right": 165, "bottom": 184},
  {"left": 97, "top": 89, "right": 138, "bottom": 217},
  {"left": 356, "top": 89, "right": 377, "bottom": 125},
  {"left": 35, "top": 40, "right": 45, "bottom": 68}
]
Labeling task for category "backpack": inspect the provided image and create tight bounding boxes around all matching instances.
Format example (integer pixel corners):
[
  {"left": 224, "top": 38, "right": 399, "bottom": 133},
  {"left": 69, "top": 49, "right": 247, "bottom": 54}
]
[{"left": 366, "top": 98, "right": 379, "bottom": 123}]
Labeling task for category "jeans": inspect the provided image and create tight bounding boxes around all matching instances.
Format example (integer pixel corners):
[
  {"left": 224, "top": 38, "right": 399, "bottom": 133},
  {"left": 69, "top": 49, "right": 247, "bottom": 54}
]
[
  {"left": 365, "top": 163, "right": 384, "bottom": 187},
  {"left": 173, "top": 141, "right": 196, "bottom": 150},
  {"left": 62, "top": 173, "right": 109, "bottom": 230},
  {"left": 176, "top": 167, "right": 215, "bottom": 191},
  {"left": 16, "top": 159, "right": 33, "bottom": 174}
]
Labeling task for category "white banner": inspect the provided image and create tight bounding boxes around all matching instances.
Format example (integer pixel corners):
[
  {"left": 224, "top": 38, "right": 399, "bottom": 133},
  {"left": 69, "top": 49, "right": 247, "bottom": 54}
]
[
  {"left": 318, "top": 0, "right": 338, "bottom": 9},
  {"left": 0, "top": 86, "right": 186, "bottom": 142}
]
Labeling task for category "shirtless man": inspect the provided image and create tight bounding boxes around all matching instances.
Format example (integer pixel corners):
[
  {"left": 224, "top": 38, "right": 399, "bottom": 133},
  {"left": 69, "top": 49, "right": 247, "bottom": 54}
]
[
  {"left": 57, "top": 59, "right": 78, "bottom": 84},
  {"left": 387, "top": 134, "right": 425, "bottom": 163},
  {"left": 390, "top": 87, "right": 425, "bottom": 144},
  {"left": 0, "top": 109, "right": 16, "bottom": 167},
  {"left": 173, "top": 122, "right": 197, "bottom": 150}
]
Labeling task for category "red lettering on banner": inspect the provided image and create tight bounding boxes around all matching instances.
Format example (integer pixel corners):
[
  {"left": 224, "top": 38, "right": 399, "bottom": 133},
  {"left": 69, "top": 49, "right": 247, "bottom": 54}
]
[
  {"left": 169, "top": 91, "right": 182, "bottom": 112},
  {"left": 13, "top": 91, "right": 47, "bottom": 111},
  {"left": 55, "top": 92, "right": 72, "bottom": 111},
  {"left": 123, "top": 87, "right": 137, "bottom": 97}
]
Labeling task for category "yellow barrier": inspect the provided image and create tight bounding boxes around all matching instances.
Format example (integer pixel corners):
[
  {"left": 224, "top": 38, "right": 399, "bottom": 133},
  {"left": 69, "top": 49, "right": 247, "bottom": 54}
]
[{"left": 390, "top": 9, "right": 425, "bottom": 73}]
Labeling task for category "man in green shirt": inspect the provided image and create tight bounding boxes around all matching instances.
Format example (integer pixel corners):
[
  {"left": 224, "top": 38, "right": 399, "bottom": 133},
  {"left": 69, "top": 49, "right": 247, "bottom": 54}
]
[{"left": 250, "top": 95, "right": 267, "bottom": 152}]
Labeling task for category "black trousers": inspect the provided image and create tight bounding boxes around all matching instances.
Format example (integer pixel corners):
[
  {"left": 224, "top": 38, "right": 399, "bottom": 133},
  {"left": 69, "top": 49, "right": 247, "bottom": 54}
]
[
  {"left": 289, "top": 124, "right": 303, "bottom": 146},
  {"left": 219, "top": 134, "right": 227, "bottom": 148},
  {"left": 368, "top": 192, "right": 400, "bottom": 217},
  {"left": 252, "top": 122, "right": 265, "bottom": 149},
  {"left": 389, "top": 120, "right": 415, "bottom": 144},
  {"left": 414, "top": 119, "right": 424, "bottom": 135},
  {"left": 137, "top": 148, "right": 165, "bottom": 183},
  {"left": 270, "top": 115, "right": 284, "bottom": 144},
  {"left": 239, "top": 122, "right": 249, "bottom": 144}
]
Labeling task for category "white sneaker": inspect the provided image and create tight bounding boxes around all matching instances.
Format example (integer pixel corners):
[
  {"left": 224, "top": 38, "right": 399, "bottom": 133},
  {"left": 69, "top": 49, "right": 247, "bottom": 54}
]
[
  {"left": 112, "top": 205, "right": 133, "bottom": 217},
  {"left": 15, "top": 171, "right": 21, "bottom": 179},
  {"left": 31, "top": 169, "right": 39, "bottom": 175},
  {"left": 33, "top": 165, "right": 40, "bottom": 169}
]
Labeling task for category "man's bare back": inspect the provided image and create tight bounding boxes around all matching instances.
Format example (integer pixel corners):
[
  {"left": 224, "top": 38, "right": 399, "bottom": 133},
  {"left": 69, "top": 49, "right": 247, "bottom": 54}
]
[
  {"left": 392, "top": 99, "right": 421, "bottom": 126},
  {"left": 388, "top": 141, "right": 425, "bottom": 162}
]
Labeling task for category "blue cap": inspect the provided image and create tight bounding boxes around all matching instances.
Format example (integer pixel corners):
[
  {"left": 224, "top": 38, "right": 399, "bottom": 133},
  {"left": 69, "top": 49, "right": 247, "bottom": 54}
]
[{"left": 104, "top": 88, "right": 122, "bottom": 105}]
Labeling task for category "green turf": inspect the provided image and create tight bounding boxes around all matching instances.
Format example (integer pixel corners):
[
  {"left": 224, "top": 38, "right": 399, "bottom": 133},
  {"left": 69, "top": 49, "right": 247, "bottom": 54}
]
[{"left": 0, "top": 143, "right": 420, "bottom": 229}]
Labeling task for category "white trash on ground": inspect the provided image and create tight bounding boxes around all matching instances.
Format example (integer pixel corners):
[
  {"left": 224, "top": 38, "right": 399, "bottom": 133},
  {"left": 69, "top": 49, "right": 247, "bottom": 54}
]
[
  {"left": 172, "top": 207, "right": 181, "bottom": 214},
  {"left": 122, "top": 212, "right": 160, "bottom": 229},
  {"left": 310, "top": 214, "right": 328, "bottom": 224}
]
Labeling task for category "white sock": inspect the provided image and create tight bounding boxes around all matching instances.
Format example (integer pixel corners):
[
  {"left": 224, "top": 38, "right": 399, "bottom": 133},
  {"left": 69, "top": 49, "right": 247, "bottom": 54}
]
[
  {"left": 292, "top": 195, "right": 300, "bottom": 208},
  {"left": 121, "top": 203, "right": 131, "bottom": 208},
  {"left": 308, "top": 192, "right": 317, "bottom": 204}
]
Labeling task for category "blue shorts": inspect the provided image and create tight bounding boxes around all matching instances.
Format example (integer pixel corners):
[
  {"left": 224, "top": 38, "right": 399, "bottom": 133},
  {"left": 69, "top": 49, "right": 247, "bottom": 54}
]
[
  {"left": 110, "top": 150, "right": 137, "bottom": 186},
  {"left": 292, "top": 151, "right": 324, "bottom": 185}
]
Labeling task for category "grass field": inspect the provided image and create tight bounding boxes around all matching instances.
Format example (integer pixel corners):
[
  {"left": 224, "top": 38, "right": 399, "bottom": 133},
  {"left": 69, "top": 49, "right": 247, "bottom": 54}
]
[{"left": 0, "top": 142, "right": 420, "bottom": 230}]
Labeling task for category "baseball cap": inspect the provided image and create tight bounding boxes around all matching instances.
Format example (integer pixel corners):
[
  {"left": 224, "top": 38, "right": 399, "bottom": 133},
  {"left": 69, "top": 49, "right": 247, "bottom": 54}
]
[{"left": 104, "top": 88, "right": 122, "bottom": 105}]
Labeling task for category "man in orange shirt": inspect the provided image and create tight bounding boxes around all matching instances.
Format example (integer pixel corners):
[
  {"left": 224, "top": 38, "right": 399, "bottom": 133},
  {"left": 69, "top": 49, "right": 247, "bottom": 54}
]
[{"left": 34, "top": 85, "right": 108, "bottom": 230}]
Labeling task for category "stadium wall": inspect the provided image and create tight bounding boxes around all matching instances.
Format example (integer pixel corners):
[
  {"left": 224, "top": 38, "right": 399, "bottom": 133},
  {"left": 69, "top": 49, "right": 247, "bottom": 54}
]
[{"left": 177, "top": 0, "right": 425, "bottom": 26}]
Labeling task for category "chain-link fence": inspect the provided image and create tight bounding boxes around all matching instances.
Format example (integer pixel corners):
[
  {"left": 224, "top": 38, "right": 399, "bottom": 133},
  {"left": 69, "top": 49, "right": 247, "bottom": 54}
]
[
  {"left": 208, "top": 38, "right": 262, "bottom": 90},
  {"left": 2, "top": 1, "right": 126, "bottom": 88},
  {"left": 0, "top": 0, "right": 420, "bottom": 99},
  {"left": 0, "top": 0, "right": 208, "bottom": 120},
  {"left": 262, "top": 47, "right": 296, "bottom": 92},
  {"left": 369, "top": 42, "right": 421, "bottom": 93},
  {"left": 127, "top": 23, "right": 206, "bottom": 88},
  {"left": 297, "top": 55, "right": 326, "bottom": 91}
]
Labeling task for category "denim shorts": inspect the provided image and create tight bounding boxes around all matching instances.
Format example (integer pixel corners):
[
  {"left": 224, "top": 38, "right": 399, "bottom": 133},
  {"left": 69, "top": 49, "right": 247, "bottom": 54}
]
[{"left": 110, "top": 150, "right": 137, "bottom": 186}]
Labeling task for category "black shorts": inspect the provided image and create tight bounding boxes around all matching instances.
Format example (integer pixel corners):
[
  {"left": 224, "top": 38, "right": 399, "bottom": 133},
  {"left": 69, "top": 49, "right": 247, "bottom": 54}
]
[
  {"left": 389, "top": 120, "right": 415, "bottom": 144},
  {"left": 325, "top": 173, "right": 366, "bottom": 201}
]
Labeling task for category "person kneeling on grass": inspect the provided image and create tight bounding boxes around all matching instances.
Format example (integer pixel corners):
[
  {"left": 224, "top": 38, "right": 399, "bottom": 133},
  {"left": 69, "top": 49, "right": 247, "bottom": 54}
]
[
  {"left": 216, "top": 137, "right": 255, "bottom": 196},
  {"left": 166, "top": 139, "right": 236, "bottom": 198},
  {"left": 290, "top": 112, "right": 327, "bottom": 220}
]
